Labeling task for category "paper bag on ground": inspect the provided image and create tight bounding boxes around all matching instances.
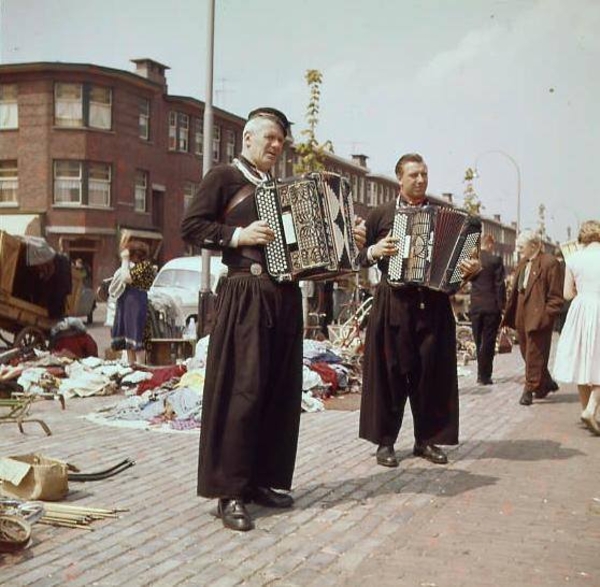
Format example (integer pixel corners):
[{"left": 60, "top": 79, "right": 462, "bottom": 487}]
[{"left": 0, "top": 454, "right": 69, "bottom": 501}]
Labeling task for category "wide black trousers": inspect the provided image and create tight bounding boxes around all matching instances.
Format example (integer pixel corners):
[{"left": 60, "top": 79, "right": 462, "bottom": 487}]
[
  {"left": 197, "top": 274, "right": 303, "bottom": 498},
  {"left": 360, "top": 283, "right": 459, "bottom": 447}
]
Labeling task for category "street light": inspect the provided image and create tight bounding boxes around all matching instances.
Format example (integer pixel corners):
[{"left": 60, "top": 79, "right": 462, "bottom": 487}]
[
  {"left": 198, "top": 0, "right": 215, "bottom": 337},
  {"left": 473, "top": 150, "right": 521, "bottom": 238}
]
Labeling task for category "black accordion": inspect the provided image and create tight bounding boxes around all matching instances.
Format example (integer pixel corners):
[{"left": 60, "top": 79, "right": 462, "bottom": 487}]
[
  {"left": 387, "top": 205, "right": 481, "bottom": 293},
  {"left": 254, "top": 172, "right": 360, "bottom": 282}
]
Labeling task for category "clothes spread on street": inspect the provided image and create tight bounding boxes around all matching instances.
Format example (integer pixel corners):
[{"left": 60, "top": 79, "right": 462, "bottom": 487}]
[
  {"left": 111, "top": 260, "right": 155, "bottom": 351},
  {"left": 553, "top": 243, "right": 600, "bottom": 385}
]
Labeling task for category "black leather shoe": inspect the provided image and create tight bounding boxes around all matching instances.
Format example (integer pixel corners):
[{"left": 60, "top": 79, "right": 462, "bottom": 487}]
[
  {"left": 376, "top": 444, "right": 399, "bottom": 467},
  {"left": 548, "top": 379, "right": 559, "bottom": 392},
  {"left": 249, "top": 487, "right": 294, "bottom": 509},
  {"left": 413, "top": 444, "right": 448, "bottom": 464},
  {"left": 519, "top": 390, "right": 533, "bottom": 405},
  {"left": 534, "top": 388, "right": 550, "bottom": 399},
  {"left": 477, "top": 378, "right": 494, "bottom": 385},
  {"left": 217, "top": 499, "right": 254, "bottom": 531}
]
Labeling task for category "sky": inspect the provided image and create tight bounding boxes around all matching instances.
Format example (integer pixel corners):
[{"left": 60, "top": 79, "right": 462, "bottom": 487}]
[{"left": 1, "top": 0, "right": 598, "bottom": 242}]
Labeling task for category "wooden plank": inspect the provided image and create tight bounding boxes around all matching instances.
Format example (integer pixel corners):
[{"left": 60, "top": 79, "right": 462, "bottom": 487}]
[{"left": 0, "top": 231, "right": 22, "bottom": 294}]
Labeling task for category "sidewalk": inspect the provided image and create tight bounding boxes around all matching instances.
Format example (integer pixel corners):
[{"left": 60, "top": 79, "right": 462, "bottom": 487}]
[{"left": 1, "top": 338, "right": 599, "bottom": 587}]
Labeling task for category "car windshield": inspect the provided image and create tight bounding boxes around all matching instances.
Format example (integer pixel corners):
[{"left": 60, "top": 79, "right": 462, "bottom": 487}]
[{"left": 153, "top": 269, "right": 200, "bottom": 290}]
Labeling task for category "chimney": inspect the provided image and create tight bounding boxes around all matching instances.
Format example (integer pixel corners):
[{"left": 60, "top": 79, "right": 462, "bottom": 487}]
[
  {"left": 493, "top": 214, "right": 501, "bottom": 222},
  {"left": 441, "top": 192, "right": 453, "bottom": 204},
  {"left": 351, "top": 154, "right": 369, "bottom": 168},
  {"left": 131, "top": 58, "right": 169, "bottom": 90}
]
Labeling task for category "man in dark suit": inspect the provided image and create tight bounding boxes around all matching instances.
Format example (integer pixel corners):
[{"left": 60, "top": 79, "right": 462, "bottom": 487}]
[
  {"left": 502, "top": 230, "right": 564, "bottom": 405},
  {"left": 469, "top": 234, "right": 506, "bottom": 385}
]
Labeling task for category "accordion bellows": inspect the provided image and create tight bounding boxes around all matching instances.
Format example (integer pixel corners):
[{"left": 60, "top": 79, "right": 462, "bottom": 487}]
[
  {"left": 387, "top": 205, "right": 481, "bottom": 293},
  {"left": 255, "top": 172, "right": 360, "bottom": 282}
]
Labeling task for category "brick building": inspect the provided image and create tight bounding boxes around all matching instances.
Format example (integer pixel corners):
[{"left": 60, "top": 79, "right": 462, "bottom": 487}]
[{"left": 0, "top": 58, "right": 256, "bottom": 286}]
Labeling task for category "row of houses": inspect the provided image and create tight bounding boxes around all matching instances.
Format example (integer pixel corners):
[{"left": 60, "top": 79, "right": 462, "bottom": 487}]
[{"left": 0, "top": 58, "right": 520, "bottom": 287}]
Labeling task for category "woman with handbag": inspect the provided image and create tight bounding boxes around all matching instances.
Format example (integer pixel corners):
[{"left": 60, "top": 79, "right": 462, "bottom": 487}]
[{"left": 553, "top": 220, "right": 600, "bottom": 435}]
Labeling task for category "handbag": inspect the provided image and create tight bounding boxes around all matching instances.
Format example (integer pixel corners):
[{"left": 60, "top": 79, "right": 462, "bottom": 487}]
[{"left": 496, "top": 327, "right": 513, "bottom": 354}]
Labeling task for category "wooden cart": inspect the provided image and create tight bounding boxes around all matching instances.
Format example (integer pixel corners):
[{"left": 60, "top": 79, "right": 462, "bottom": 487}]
[{"left": 0, "top": 231, "right": 83, "bottom": 350}]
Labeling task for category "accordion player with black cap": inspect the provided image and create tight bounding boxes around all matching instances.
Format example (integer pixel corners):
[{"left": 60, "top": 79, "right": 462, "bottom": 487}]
[
  {"left": 387, "top": 205, "right": 481, "bottom": 293},
  {"left": 254, "top": 172, "right": 360, "bottom": 282}
]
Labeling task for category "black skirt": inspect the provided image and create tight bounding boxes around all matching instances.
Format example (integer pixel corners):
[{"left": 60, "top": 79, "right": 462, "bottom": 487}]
[{"left": 197, "top": 273, "right": 303, "bottom": 498}]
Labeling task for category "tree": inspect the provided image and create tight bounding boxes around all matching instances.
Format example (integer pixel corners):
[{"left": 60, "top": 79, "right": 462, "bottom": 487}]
[
  {"left": 293, "top": 69, "right": 334, "bottom": 174},
  {"left": 538, "top": 203, "right": 546, "bottom": 238},
  {"left": 462, "top": 167, "right": 483, "bottom": 215}
]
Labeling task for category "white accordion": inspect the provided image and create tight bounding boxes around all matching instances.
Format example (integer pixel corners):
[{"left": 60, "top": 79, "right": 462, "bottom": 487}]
[{"left": 254, "top": 172, "right": 360, "bottom": 282}]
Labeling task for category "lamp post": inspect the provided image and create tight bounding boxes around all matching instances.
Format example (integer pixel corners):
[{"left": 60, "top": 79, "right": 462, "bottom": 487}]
[{"left": 197, "top": 0, "right": 215, "bottom": 337}]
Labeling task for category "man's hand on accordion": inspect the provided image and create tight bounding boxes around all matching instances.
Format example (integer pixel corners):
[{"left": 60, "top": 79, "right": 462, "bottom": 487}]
[
  {"left": 353, "top": 216, "right": 367, "bottom": 249},
  {"left": 238, "top": 220, "right": 275, "bottom": 247},
  {"left": 458, "top": 258, "right": 482, "bottom": 281},
  {"left": 371, "top": 233, "right": 400, "bottom": 260}
]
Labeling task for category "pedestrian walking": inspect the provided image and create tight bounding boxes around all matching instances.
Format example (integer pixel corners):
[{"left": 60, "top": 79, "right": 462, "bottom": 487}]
[
  {"left": 553, "top": 220, "right": 600, "bottom": 434},
  {"left": 469, "top": 233, "right": 506, "bottom": 385},
  {"left": 502, "top": 230, "right": 564, "bottom": 405}
]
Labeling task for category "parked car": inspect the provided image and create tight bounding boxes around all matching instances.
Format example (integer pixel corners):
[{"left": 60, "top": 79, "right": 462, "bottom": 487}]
[{"left": 148, "top": 255, "right": 227, "bottom": 326}]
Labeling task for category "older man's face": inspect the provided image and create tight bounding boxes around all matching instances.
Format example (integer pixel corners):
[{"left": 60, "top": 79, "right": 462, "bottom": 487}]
[
  {"left": 516, "top": 238, "right": 540, "bottom": 260},
  {"left": 244, "top": 119, "right": 284, "bottom": 172}
]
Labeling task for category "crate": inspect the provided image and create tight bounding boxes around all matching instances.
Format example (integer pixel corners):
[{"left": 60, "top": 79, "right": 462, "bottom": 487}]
[{"left": 145, "top": 338, "right": 195, "bottom": 366}]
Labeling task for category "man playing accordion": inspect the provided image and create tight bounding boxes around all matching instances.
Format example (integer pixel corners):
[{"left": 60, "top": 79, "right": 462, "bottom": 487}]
[{"left": 359, "top": 153, "right": 480, "bottom": 467}]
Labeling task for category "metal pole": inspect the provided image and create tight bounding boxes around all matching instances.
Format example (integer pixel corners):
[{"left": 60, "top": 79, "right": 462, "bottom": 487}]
[{"left": 198, "top": 0, "right": 215, "bottom": 336}]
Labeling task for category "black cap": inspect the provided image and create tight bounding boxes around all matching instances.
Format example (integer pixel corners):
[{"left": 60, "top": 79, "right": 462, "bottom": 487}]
[{"left": 247, "top": 107, "right": 291, "bottom": 136}]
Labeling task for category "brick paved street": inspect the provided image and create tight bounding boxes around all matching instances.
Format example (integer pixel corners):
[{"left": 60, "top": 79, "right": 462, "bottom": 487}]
[{"left": 1, "top": 315, "right": 598, "bottom": 586}]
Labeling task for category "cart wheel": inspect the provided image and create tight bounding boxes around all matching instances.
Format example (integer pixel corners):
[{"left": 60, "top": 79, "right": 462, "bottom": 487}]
[{"left": 14, "top": 327, "right": 48, "bottom": 350}]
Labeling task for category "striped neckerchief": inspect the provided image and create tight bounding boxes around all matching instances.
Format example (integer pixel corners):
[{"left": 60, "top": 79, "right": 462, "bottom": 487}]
[{"left": 232, "top": 156, "right": 271, "bottom": 186}]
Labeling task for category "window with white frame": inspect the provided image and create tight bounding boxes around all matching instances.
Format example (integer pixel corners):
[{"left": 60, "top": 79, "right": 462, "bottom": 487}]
[
  {"left": 168, "top": 111, "right": 190, "bottom": 152},
  {"left": 53, "top": 160, "right": 111, "bottom": 206},
  {"left": 225, "top": 130, "right": 236, "bottom": 163},
  {"left": 168, "top": 112, "right": 177, "bottom": 150},
  {"left": 139, "top": 98, "right": 150, "bottom": 140},
  {"left": 178, "top": 113, "right": 189, "bottom": 152},
  {"left": 194, "top": 118, "right": 203, "bottom": 155},
  {"left": 54, "top": 83, "right": 112, "bottom": 129},
  {"left": 183, "top": 181, "right": 198, "bottom": 210},
  {"left": 0, "top": 160, "right": 18, "bottom": 203},
  {"left": 212, "top": 125, "right": 221, "bottom": 162},
  {"left": 54, "top": 161, "right": 83, "bottom": 204},
  {"left": 89, "top": 86, "right": 111, "bottom": 129},
  {"left": 88, "top": 162, "right": 111, "bottom": 207},
  {"left": 0, "top": 85, "right": 18, "bottom": 129},
  {"left": 134, "top": 170, "right": 148, "bottom": 212}
]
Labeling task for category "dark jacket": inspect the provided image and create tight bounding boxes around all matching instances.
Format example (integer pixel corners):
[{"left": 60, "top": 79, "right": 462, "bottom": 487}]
[
  {"left": 503, "top": 252, "right": 564, "bottom": 332},
  {"left": 470, "top": 249, "right": 506, "bottom": 314}
]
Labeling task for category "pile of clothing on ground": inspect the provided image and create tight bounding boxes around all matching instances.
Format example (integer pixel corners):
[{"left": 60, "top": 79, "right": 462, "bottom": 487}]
[{"left": 0, "top": 336, "right": 364, "bottom": 433}]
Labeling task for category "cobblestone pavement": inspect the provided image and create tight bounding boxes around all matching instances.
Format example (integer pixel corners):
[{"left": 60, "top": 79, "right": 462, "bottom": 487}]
[{"left": 1, "top": 324, "right": 599, "bottom": 587}]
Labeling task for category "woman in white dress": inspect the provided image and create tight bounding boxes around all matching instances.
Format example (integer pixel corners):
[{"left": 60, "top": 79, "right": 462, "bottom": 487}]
[{"left": 553, "top": 220, "right": 600, "bottom": 434}]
